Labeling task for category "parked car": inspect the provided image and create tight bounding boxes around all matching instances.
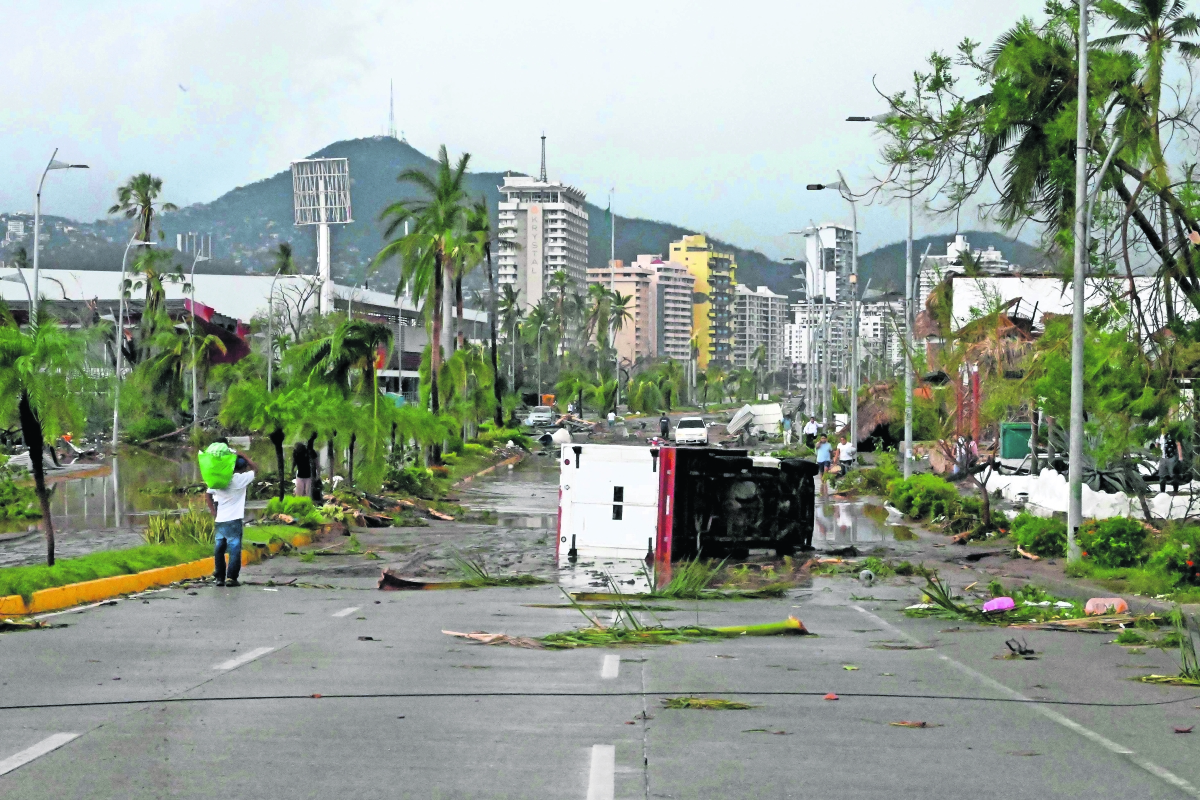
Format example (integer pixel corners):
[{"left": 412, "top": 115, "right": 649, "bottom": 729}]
[
  {"left": 524, "top": 405, "right": 555, "bottom": 427},
  {"left": 673, "top": 416, "right": 708, "bottom": 445}
]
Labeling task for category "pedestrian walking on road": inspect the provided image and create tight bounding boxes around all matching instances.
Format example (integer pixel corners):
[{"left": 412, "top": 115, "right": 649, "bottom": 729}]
[
  {"left": 659, "top": 413, "right": 670, "bottom": 440},
  {"left": 292, "top": 441, "right": 312, "bottom": 498},
  {"left": 803, "top": 417, "right": 819, "bottom": 449},
  {"left": 835, "top": 435, "right": 856, "bottom": 472},
  {"left": 815, "top": 435, "right": 832, "bottom": 475},
  {"left": 205, "top": 450, "right": 257, "bottom": 587},
  {"left": 1159, "top": 425, "right": 1184, "bottom": 495},
  {"left": 782, "top": 416, "right": 793, "bottom": 446}
]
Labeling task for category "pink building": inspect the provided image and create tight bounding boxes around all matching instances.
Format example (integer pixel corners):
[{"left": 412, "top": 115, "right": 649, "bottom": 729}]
[{"left": 587, "top": 255, "right": 694, "bottom": 365}]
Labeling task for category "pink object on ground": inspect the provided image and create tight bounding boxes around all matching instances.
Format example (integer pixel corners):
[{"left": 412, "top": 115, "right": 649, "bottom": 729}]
[
  {"left": 1084, "top": 597, "right": 1129, "bottom": 616},
  {"left": 982, "top": 597, "right": 1015, "bottom": 613}
]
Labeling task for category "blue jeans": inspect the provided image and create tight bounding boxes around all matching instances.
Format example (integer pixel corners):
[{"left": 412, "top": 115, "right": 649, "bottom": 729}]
[{"left": 214, "top": 519, "right": 243, "bottom": 583}]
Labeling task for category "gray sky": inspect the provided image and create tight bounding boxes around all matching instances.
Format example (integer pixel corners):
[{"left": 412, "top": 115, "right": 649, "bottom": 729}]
[{"left": 6, "top": 0, "right": 1049, "bottom": 259}]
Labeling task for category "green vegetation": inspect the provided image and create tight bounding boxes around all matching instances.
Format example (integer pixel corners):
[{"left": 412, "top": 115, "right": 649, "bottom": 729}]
[
  {"left": 142, "top": 507, "right": 214, "bottom": 546},
  {"left": 834, "top": 452, "right": 901, "bottom": 496},
  {"left": 264, "top": 496, "right": 326, "bottom": 528},
  {"left": 1010, "top": 513, "right": 1067, "bottom": 558},
  {"left": 1078, "top": 517, "right": 1149, "bottom": 569},
  {"left": 0, "top": 544, "right": 209, "bottom": 602},
  {"left": 0, "top": 462, "right": 39, "bottom": 521},
  {"left": 888, "top": 474, "right": 983, "bottom": 534},
  {"left": 661, "top": 697, "right": 755, "bottom": 710},
  {"left": 450, "top": 553, "right": 545, "bottom": 588},
  {"left": 242, "top": 524, "right": 308, "bottom": 546}
]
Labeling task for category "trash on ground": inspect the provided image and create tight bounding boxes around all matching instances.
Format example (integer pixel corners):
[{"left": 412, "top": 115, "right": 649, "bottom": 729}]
[
  {"left": 742, "top": 729, "right": 790, "bottom": 735},
  {"left": 843, "top": 665, "right": 859, "bottom": 670},
  {"left": 890, "top": 721, "right": 940, "bottom": 728},
  {"left": 1085, "top": 597, "right": 1130, "bottom": 616},
  {"left": 1175, "top": 726, "right": 1194, "bottom": 734},
  {"left": 983, "top": 597, "right": 1016, "bottom": 613},
  {"left": 1005, "top": 638, "right": 1035, "bottom": 656},
  {"left": 823, "top": 693, "right": 839, "bottom": 701},
  {"left": 662, "top": 697, "right": 754, "bottom": 710},
  {"left": 0, "top": 618, "right": 49, "bottom": 632},
  {"left": 442, "top": 630, "right": 546, "bottom": 649}
]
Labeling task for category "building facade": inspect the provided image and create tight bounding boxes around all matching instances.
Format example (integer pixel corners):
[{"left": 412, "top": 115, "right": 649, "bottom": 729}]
[
  {"left": 586, "top": 254, "right": 695, "bottom": 365},
  {"left": 496, "top": 174, "right": 589, "bottom": 309},
  {"left": 733, "top": 284, "right": 786, "bottom": 373},
  {"left": 668, "top": 234, "right": 736, "bottom": 369}
]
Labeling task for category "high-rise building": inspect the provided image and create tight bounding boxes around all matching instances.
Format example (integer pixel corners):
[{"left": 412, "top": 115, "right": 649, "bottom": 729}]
[
  {"left": 733, "top": 285, "right": 787, "bottom": 373},
  {"left": 802, "top": 223, "right": 855, "bottom": 385},
  {"left": 496, "top": 161, "right": 589, "bottom": 309},
  {"left": 586, "top": 254, "right": 695, "bottom": 364},
  {"left": 669, "top": 234, "right": 736, "bottom": 369}
]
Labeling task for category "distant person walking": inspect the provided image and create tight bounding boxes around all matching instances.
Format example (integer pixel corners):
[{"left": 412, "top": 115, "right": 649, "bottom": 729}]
[
  {"left": 834, "top": 435, "right": 857, "bottom": 472},
  {"left": 782, "top": 416, "right": 793, "bottom": 446},
  {"left": 659, "top": 413, "right": 670, "bottom": 440},
  {"left": 292, "top": 441, "right": 312, "bottom": 498},
  {"left": 204, "top": 450, "right": 257, "bottom": 587},
  {"left": 803, "top": 417, "right": 819, "bottom": 449},
  {"left": 815, "top": 434, "right": 832, "bottom": 475},
  {"left": 1159, "top": 426, "right": 1184, "bottom": 495}
]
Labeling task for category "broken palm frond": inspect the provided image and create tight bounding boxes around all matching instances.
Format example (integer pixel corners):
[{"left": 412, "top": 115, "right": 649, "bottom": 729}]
[
  {"left": 890, "top": 721, "right": 941, "bottom": 728},
  {"left": 441, "top": 616, "right": 813, "bottom": 650},
  {"left": 0, "top": 618, "right": 48, "bottom": 632},
  {"left": 905, "top": 572, "right": 1107, "bottom": 626},
  {"left": 661, "top": 697, "right": 754, "bottom": 710},
  {"left": 1139, "top": 607, "right": 1200, "bottom": 686},
  {"left": 522, "top": 603, "right": 680, "bottom": 611},
  {"left": 449, "top": 553, "right": 546, "bottom": 588},
  {"left": 657, "top": 558, "right": 725, "bottom": 598}
]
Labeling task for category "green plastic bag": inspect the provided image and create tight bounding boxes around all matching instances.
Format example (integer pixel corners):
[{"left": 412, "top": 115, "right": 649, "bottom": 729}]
[{"left": 198, "top": 442, "right": 236, "bottom": 489}]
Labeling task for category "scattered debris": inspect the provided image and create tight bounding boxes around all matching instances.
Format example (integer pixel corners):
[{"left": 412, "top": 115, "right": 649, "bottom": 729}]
[
  {"left": 983, "top": 597, "right": 1016, "bottom": 613},
  {"left": 661, "top": 697, "right": 754, "bottom": 710},
  {"left": 442, "top": 630, "right": 545, "bottom": 649},
  {"left": 1016, "top": 547, "right": 1040, "bottom": 561},
  {"left": 873, "top": 643, "right": 933, "bottom": 650},
  {"left": 1008, "top": 750, "right": 1042, "bottom": 757},
  {"left": 1085, "top": 598, "right": 1130, "bottom": 616},
  {"left": 824, "top": 693, "right": 839, "bottom": 701},
  {"left": 1005, "top": 638, "right": 1036, "bottom": 657},
  {"left": 890, "top": 721, "right": 940, "bottom": 728},
  {"left": 843, "top": 665, "right": 859, "bottom": 671},
  {"left": 0, "top": 618, "right": 49, "bottom": 633},
  {"left": 357, "top": 636, "right": 377, "bottom": 641},
  {"left": 428, "top": 509, "right": 455, "bottom": 521},
  {"left": 1175, "top": 726, "right": 1194, "bottom": 734},
  {"left": 742, "top": 729, "right": 790, "bottom": 735}
]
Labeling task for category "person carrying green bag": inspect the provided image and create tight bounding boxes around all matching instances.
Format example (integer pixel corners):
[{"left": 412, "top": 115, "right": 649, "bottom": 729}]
[{"left": 201, "top": 439, "right": 258, "bottom": 587}]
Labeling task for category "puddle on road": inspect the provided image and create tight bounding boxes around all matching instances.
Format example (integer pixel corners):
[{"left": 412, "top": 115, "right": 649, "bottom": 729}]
[
  {"left": 557, "top": 551, "right": 653, "bottom": 595},
  {"left": 814, "top": 501, "right": 920, "bottom": 548}
]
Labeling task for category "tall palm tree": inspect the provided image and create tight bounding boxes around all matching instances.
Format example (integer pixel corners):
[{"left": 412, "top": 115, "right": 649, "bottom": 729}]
[
  {"left": 498, "top": 284, "right": 523, "bottom": 389},
  {"left": 274, "top": 242, "right": 299, "bottom": 275},
  {"left": 1097, "top": 0, "right": 1200, "bottom": 185},
  {"left": 220, "top": 380, "right": 293, "bottom": 500},
  {"left": 374, "top": 145, "right": 470, "bottom": 417},
  {"left": 0, "top": 306, "right": 87, "bottom": 565},
  {"left": 109, "top": 173, "right": 177, "bottom": 243},
  {"left": 465, "top": 199, "right": 502, "bottom": 424},
  {"left": 751, "top": 344, "right": 768, "bottom": 399}
]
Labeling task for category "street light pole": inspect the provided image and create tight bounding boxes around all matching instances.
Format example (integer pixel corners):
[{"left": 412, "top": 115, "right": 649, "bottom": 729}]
[
  {"left": 189, "top": 248, "right": 210, "bottom": 434},
  {"left": 1067, "top": 0, "right": 1089, "bottom": 562},
  {"left": 112, "top": 237, "right": 153, "bottom": 450},
  {"left": 32, "top": 149, "right": 88, "bottom": 326},
  {"left": 836, "top": 170, "right": 860, "bottom": 447},
  {"left": 610, "top": 189, "right": 619, "bottom": 411}
]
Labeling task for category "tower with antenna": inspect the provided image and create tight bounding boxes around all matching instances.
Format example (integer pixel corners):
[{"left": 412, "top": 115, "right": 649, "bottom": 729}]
[
  {"left": 539, "top": 132, "right": 547, "bottom": 182},
  {"left": 388, "top": 80, "right": 397, "bottom": 139}
]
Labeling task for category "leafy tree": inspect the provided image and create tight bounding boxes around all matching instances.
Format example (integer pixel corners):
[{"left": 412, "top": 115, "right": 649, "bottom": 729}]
[
  {"left": 465, "top": 199, "right": 503, "bottom": 424},
  {"left": 0, "top": 307, "right": 88, "bottom": 565},
  {"left": 109, "top": 174, "right": 179, "bottom": 360},
  {"left": 220, "top": 380, "right": 293, "bottom": 500}
]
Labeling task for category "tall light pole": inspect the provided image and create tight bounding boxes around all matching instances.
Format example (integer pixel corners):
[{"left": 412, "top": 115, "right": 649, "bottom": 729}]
[
  {"left": 849, "top": 112, "right": 916, "bottom": 476},
  {"left": 33, "top": 149, "right": 88, "bottom": 325},
  {"left": 610, "top": 189, "right": 619, "bottom": 411},
  {"left": 807, "top": 179, "right": 860, "bottom": 445},
  {"left": 537, "top": 322, "right": 548, "bottom": 399},
  {"left": 189, "top": 247, "right": 210, "bottom": 433},
  {"left": 112, "top": 237, "right": 153, "bottom": 450},
  {"left": 1067, "top": 0, "right": 1089, "bottom": 562}
]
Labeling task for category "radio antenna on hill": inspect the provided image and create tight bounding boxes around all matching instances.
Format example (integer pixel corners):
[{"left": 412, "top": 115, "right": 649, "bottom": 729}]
[
  {"left": 388, "top": 80, "right": 397, "bottom": 139},
  {"left": 539, "top": 132, "right": 547, "bottom": 182}
]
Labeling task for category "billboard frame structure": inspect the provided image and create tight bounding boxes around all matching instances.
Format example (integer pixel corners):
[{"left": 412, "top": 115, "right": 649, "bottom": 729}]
[{"left": 291, "top": 158, "right": 352, "bottom": 314}]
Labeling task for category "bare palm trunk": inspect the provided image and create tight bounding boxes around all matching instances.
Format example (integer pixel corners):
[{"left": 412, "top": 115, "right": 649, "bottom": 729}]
[
  {"left": 1029, "top": 407, "right": 1040, "bottom": 476},
  {"left": 270, "top": 427, "right": 286, "bottom": 500},
  {"left": 430, "top": 253, "right": 444, "bottom": 415},
  {"left": 487, "top": 245, "right": 502, "bottom": 426},
  {"left": 327, "top": 436, "right": 336, "bottom": 483},
  {"left": 348, "top": 433, "right": 356, "bottom": 484},
  {"left": 19, "top": 391, "right": 54, "bottom": 566},
  {"left": 455, "top": 272, "right": 464, "bottom": 352}
]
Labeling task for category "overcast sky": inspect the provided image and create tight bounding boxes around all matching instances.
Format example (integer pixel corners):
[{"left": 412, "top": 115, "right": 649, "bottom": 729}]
[{"left": 6, "top": 0, "right": 1051, "bottom": 259}]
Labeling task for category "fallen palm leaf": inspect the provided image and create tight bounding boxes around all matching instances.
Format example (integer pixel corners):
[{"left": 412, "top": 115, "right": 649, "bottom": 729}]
[
  {"left": 742, "top": 728, "right": 790, "bottom": 735},
  {"left": 872, "top": 643, "right": 933, "bottom": 650},
  {"left": 442, "top": 630, "right": 546, "bottom": 649},
  {"left": 443, "top": 616, "right": 812, "bottom": 650},
  {"left": 661, "top": 697, "right": 754, "bottom": 710},
  {"left": 428, "top": 509, "right": 455, "bottom": 521},
  {"left": 890, "top": 721, "right": 939, "bottom": 728},
  {"left": 0, "top": 618, "right": 48, "bottom": 632}
]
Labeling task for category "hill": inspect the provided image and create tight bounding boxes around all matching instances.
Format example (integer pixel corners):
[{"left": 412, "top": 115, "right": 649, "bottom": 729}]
[{"left": 857, "top": 231, "right": 1052, "bottom": 292}]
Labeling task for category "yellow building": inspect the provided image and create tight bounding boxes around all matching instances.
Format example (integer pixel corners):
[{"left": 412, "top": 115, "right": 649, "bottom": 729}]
[{"left": 668, "top": 234, "right": 737, "bottom": 369}]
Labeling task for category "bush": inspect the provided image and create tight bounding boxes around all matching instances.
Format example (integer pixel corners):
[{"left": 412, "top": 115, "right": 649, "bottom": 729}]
[
  {"left": 889, "top": 474, "right": 961, "bottom": 520},
  {"left": 474, "top": 422, "right": 532, "bottom": 450},
  {"left": 385, "top": 464, "right": 438, "bottom": 498},
  {"left": 1011, "top": 512, "right": 1067, "bottom": 557},
  {"left": 1079, "top": 517, "right": 1149, "bottom": 568},
  {"left": 124, "top": 416, "right": 177, "bottom": 443},
  {"left": 837, "top": 451, "right": 900, "bottom": 496},
  {"left": 143, "top": 506, "right": 214, "bottom": 546},
  {"left": 264, "top": 496, "right": 325, "bottom": 527},
  {"left": 0, "top": 462, "right": 39, "bottom": 520},
  {"left": 1148, "top": 523, "right": 1200, "bottom": 583}
]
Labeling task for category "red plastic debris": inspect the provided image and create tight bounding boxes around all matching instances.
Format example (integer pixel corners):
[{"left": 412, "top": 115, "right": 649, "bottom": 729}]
[{"left": 824, "top": 693, "right": 839, "bottom": 701}]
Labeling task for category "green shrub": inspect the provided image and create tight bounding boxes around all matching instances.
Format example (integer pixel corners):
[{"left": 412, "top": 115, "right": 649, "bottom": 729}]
[
  {"left": 473, "top": 422, "right": 532, "bottom": 450},
  {"left": 441, "top": 452, "right": 460, "bottom": 466},
  {"left": 837, "top": 451, "right": 900, "bottom": 496},
  {"left": 1148, "top": 523, "right": 1200, "bottom": 582},
  {"left": 0, "top": 462, "right": 39, "bottom": 520},
  {"left": 124, "top": 416, "right": 177, "bottom": 443},
  {"left": 1011, "top": 512, "right": 1067, "bottom": 557},
  {"left": 143, "top": 506, "right": 214, "bottom": 546},
  {"left": 462, "top": 442, "right": 491, "bottom": 457},
  {"left": 1079, "top": 517, "right": 1149, "bottom": 568},
  {"left": 264, "top": 496, "right": 325, "bottom": 527},
  {"left": 385, "top": 464, "right": 438, "bottom": 498},
  {"left": 889, "top": 474, "right": 960, "bottom": 520}
]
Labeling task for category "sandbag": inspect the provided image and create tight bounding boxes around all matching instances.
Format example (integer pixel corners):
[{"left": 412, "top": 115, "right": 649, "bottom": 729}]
[{"left": 198, "top": 442, "right": 236, "bottom": 489}]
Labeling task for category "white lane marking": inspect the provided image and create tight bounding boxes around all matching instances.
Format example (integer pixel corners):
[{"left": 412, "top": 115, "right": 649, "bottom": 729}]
[
  {"left": 852, "top": 606, "right": 1200, "bottom": 798},
  {"left": 585, "top": 744, "right": 615, "bottom": 800},
  {"left": 332, "top": 606, "right": 361, "bottom": 618},
  {"left": 212, "top": 646, "right": 275, "bottom": 671},
  {"left": 601, "top": 654, "right": 620, "bottom": 679},
  {"left": 0, "top": 733, "right": 81, "bottom": 777}
]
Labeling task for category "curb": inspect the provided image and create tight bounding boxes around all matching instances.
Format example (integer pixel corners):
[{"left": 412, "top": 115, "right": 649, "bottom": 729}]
[
  {"left": 454, "top": 453, "right": 525, "bottom": 487},
  {"left": 0, "top": 544, "right": 269, "bottom": 618}
]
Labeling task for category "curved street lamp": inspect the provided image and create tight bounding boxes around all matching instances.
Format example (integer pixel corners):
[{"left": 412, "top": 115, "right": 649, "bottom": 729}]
[
  {"left": 33, "top": 148, "right": 88, "bottom": 326},
  {"left": 111, "top": 237, "right": 154, "bottom": 450}
]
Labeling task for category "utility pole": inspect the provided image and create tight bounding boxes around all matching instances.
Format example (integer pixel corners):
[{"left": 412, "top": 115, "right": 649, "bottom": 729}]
[
  {"left": 837, "top": 170, "right": 859, "bottom": 447},
  {"left": 904, "top": 164, "right": 915, "bottom": 478},
  {"left": 610, "top": 189, "right": 618, "bottom": 411},
  {"left": 1067, "top": 0, "right": 1088, "bottom": 562}
]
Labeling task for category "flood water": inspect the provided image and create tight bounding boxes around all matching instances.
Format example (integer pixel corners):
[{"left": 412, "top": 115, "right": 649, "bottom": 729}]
[{"left": 813, "top": 500, "right": 922, "bottom": 548}]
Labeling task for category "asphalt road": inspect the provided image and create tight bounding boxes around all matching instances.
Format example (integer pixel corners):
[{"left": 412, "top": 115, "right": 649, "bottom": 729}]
[{"left": 4, "top": 569, "right": 1200, "bottom": 799}]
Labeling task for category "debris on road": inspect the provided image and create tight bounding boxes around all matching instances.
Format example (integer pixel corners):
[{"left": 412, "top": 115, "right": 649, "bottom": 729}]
[
  {"left": 442, "top": 630, "right": 545, "bottom": 649},
  {"left": 442, "top": 616, "right": 812, "bottom": 650},
  {"left": 1175, "top": 726, "right": 1194, "bottom": 734},
  {"left": 661, "top": 697, "right": 754, "bottom": 710},
  {"left": 0, "top": 618, "right": 49, "bottom": 632},
  {"left": 823, "top": 693, "right": 839, "bottom": 701},
  {"left": 1085, "top": 597, "right": 1130, "bottom": 615},
  {"left": 742, "top": 729, "right": 791, "bottom": 735},
  {"left": 890, "top": 721, "right": 940, "bottom": 728}
]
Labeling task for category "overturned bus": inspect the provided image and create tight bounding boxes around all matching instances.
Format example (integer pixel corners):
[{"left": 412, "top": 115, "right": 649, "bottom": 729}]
[{"left": 557, "top": 444, "right": 818, "bottom": 584}]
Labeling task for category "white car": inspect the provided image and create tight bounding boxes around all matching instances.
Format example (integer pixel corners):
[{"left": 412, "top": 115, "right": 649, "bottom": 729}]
[
  {"left": 524, "top": 405, "right": 555, "bottom": 427},
  {"left": 673, "top": 416, "right": 708, "bottom": 445}
]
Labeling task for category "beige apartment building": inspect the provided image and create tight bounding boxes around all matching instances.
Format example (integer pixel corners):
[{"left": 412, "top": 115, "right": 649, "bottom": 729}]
[{"left": 586, "top": 254, "right": 694, "bottom": 365}]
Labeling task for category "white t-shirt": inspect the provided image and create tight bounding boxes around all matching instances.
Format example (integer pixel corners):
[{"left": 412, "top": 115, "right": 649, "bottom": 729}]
[
  {"left": 837, "top": 442, "right": 857, "bottom": 461},
  {"left": 803, "top": 420, "right": 819, "bottom": 435},
  {"left": 208, "top": 471, "right": 255, "bottom": 523}
]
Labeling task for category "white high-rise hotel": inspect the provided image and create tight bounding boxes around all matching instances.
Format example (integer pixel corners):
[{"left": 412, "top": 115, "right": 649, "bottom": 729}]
[{"left": 496, "top": 148, "right": 589, "bottom": 309}]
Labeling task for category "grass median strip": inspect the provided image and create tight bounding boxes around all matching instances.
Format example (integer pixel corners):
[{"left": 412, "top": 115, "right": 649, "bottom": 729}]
[{"left": 0, "top": 544, "right": 210, "bottom": 602}]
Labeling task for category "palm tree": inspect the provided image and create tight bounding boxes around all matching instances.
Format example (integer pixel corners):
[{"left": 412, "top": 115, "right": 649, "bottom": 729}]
[
  {"left": 109, "top": 173, "right": 177, "bottom": 242},
  {"left": 1097, "top": 0, "right": 1200, "bottom": 185},
  {"left": 374, "top": 145, "right": 471, "bottom": 418},
  {"left": 220, "top": 380, "right": 293, "bottom": 500},
  {"left": 658, "top": 360, "right": 684, "bottom": 411},
  {"left": 274, "top": 242, "right": 299, "bottom": 275},
  {"left": 556, "top": 369, "right": 594, "bottom": 418},
  {"left": 498, "top": 284, "right": 523, "bottom": 390},
  {"left": 751, "top": 344, "right": 768, "bottom": 399},
  {"left": 465, "top": 199, "right": 502, "bottom": 424},
  {"left": 696, "top": 370, "right": 710, "bottom": 411},
  {"left": 0, "top": 307, "right": 87, "bottom": 565}
]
